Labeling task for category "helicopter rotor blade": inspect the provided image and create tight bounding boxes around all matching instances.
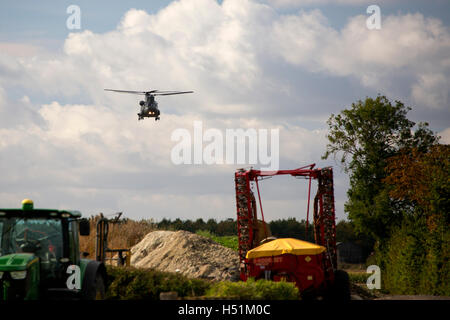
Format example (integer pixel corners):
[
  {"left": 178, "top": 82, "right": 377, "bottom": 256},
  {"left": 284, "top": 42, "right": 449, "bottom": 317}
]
[
  {"left": 105, "top": 89, "right": 193, "bottom": 96},
  {"left": 104, "top": 89, "right": 147, "bottom": 95},
  {"left": 153, "top": 91, "right": 194, "bottom": 96}
]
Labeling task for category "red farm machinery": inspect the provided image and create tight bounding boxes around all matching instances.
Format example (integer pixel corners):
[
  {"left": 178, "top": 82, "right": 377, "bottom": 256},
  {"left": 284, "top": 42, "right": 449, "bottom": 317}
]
[{"left": 234, "top": 164, "right": 350, "bottom": 300}]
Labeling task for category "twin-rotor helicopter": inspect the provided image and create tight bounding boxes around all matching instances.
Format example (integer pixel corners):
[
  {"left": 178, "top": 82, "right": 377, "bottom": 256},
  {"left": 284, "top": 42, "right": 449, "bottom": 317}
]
[{"left": 104, "top": 88, "right": 193, "bottom": 121}]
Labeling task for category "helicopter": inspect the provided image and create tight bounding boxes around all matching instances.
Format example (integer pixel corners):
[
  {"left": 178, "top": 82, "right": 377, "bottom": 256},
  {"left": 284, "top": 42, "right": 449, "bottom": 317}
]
[{"left": 104, "top": 89, "right": 193, "bottom": 121}]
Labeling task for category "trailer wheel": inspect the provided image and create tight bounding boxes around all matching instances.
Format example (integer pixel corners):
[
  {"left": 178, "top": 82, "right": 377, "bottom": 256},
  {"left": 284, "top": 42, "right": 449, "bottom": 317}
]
[{"left": 330, "top": 270, "right": 350, "bottom": 301}]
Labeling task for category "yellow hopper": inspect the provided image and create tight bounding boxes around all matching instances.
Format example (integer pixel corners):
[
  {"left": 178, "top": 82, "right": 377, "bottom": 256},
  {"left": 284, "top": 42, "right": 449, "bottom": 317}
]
[{"left": 246, "top": 238, "right": 326, "bottom": 259}]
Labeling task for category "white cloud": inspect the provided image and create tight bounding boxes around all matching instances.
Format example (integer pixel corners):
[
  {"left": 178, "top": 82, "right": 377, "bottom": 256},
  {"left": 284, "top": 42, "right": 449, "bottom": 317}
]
[
  {"left": 439, "top": 128, "right": 450, "bottom": 144},
  {"left": 0, "top": 42, "right": 43, "bottom": 57},
  {"left": 411, "top": 73, "right": 449, "bottom": 109},
  {"left": 270, "top": 12, "right": 450, "bottom": 109},
  {"left": 270, "top": 9, "right": 336, "bottom": 68}
]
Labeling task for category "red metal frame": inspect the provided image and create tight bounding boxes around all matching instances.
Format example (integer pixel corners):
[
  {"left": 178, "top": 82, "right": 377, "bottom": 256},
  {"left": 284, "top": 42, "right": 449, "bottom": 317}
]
[{"left": 234, "top": 164, "right": 337, "bottom": 288}]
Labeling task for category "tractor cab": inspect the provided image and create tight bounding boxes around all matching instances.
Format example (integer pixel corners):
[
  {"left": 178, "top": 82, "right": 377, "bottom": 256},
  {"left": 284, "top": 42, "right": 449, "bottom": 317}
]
[{"left": 0, "top": 200, "right": 105, "bottom": 300}]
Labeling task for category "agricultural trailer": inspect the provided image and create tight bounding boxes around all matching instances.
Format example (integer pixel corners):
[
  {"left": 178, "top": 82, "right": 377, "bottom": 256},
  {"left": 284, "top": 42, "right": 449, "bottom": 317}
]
[{"left": 234, "top": 164, "right": 350, "bottom": 299}]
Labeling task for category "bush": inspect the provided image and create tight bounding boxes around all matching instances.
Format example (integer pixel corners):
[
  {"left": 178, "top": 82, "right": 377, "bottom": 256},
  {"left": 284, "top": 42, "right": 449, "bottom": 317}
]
[
  {"left": 205, "top": 278, "right": 300, "bottom": 300},
  {"left": 105, "top": 266, "right": 211, "bottom": 300},
  {"left": 376, "top": 217, "right": 450, "bottom": 295}
]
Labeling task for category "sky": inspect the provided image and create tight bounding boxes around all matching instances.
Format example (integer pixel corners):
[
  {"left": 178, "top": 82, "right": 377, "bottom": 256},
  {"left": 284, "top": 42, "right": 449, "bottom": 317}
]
[{"left": 0, "top": 0, "right": 449, "bottom": 222}]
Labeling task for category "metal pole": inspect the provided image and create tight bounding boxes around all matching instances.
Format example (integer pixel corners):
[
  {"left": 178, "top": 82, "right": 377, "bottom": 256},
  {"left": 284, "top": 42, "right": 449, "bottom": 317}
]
[
  {"left": 254, "top": 178, "right": 268, "bottom": 239},
  {"left": 306, "top": 175, "right": 312, "bottom": 239}
]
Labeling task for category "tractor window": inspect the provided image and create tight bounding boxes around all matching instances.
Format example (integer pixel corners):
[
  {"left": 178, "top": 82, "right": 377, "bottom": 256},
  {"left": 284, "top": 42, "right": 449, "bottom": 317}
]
[{"left": 0, "top": 217, "right": 63, "bottom": 260}]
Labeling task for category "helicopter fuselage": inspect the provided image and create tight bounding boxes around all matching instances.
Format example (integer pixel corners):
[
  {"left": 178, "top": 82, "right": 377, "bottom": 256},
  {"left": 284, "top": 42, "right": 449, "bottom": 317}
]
[{"left": 138, "top": 94, "right": 160, "bottom": 121}]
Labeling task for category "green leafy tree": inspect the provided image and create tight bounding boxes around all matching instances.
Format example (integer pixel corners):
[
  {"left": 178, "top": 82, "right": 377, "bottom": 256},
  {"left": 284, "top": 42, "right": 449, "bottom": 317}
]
[
  {"left": 192, "top": 218, "right": 206, "bottom": 232},
  {"left": 216, "top": 218, "right": 237, "bottom": 236},
  {"left": 269, "top": 218, "right": 314, "bottom": 242},
  {"left": 323, "top": 96, "right": 438, "bottom": 241},
  {"left": 206, "top": 218, "right": 218, "bottom": 234}
]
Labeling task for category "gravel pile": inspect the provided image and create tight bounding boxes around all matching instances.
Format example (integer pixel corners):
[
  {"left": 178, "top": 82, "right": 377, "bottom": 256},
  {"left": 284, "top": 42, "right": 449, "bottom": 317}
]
[{"left": 130, "top": 230, "right": 240, "bottom": 281}]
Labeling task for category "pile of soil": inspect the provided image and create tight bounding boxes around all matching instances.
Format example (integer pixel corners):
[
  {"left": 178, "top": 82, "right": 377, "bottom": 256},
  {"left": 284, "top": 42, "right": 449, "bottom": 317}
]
[{"left": 130, "top": 230, "right": 240, "bottom": 281}]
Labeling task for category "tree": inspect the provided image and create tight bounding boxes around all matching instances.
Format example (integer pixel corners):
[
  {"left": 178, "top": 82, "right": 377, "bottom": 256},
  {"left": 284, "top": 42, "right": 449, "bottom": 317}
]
[
  {"left": 384, "top": 144, "right": 449, "bottom": 230},
  {"left": 206, "top": 218, "right": 218, "bottom": 234},
  {"left": 323, "top": 95, "right": 438, "bottom": 241},
  {"left": 381, "top": 144, "right": 449, "bottom": 295},
  {"left": 193, "top": 218, "right": 206, "bottom": 231},
  {"left": 268, "top": 218, "right": 314, "bottom": 241},
  {"left": 216, "top": 218, "right": 237, "bottom": 236}
]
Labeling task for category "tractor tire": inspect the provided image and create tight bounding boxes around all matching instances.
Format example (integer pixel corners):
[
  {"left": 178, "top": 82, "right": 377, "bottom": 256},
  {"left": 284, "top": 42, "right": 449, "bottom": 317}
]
[
  {"left": 330, "top": 270, "right": 351, "bottom": 301},
  {"left": 86, "top": 273, "right": 106, "bottom": 300}
]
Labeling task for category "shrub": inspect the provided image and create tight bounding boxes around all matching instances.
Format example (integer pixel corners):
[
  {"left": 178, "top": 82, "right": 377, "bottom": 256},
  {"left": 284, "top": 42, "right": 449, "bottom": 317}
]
[
  {"left": 377, "top": 217, "right": 450, "bottom": 295},
  {"left": 205, "top": 278, "right": 300, "bottom": 300},
  {"left": 105, "top": 266, "right": 211, "bottom": 300}
]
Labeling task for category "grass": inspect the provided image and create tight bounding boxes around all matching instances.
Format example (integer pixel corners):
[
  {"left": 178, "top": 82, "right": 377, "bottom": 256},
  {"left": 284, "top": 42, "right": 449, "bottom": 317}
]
[{"left": 196, "top": 230, "right": 239, "bottom": 251}]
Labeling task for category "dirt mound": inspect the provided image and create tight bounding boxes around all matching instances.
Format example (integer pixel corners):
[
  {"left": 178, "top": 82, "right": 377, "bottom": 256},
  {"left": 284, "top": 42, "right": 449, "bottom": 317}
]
[{"left": 130, "top": 230, "right": 240, "bottom": 281}]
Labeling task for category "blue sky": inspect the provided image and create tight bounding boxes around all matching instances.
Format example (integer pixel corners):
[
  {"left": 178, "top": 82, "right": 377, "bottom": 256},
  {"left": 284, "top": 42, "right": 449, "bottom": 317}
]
[{"left": 0, "top": 0, "right": 449, "bottom": 222}]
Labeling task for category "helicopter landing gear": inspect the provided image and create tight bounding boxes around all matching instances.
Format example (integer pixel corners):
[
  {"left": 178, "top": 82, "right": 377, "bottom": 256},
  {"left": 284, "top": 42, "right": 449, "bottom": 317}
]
[{"left": 155, "top": 116, "right": 160, "bottom": 121}]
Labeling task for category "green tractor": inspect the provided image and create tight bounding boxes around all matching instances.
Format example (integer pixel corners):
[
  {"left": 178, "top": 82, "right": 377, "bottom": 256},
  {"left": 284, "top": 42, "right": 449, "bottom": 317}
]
[{"left": 0, "top": 199, "right": 106, "bottom": 300}]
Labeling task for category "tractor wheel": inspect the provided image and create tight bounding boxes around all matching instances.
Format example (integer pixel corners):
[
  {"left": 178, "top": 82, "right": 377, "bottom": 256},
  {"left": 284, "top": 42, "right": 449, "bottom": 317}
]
[
  {"left": 94, "top": 273, "right": 106, "bottom": 300},
  {"left": 86, "top": 273, "right": 105, "bottom": 300},
  {"left": 329, "top": 270, "right": 351, "bottom": 301}
]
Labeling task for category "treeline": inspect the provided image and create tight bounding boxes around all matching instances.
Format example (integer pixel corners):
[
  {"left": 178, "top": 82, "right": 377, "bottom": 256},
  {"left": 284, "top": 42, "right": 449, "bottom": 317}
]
[
  {"left": 155, "top": 217, "right": 371, "bottom": 250},
  {"left": 156, "top": 217, "right": 237, "bottom": 236}
]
